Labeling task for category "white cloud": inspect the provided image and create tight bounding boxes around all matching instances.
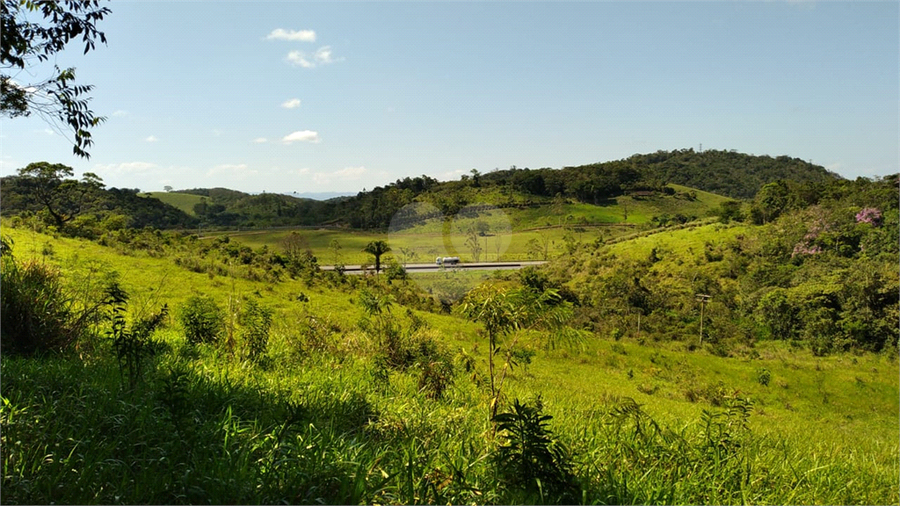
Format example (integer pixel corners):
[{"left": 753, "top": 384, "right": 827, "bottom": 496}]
[
  {"left": 145, "top": 135, "right": 158, "bottom": 142},
  {"left": 286, "top": 51, "right": 313, "bottom": 68},
  {"left": 282, "top": 130, "right": 320, "bottom": 144},
  {"left": 266, "top": 28, "right": 316, "bottom": 42},
  {"left": 251, "top": 137, "right": 268, "bottom": 144},
  {"left": 94, "top": 162, "right": 158, "bottom": 174},
  {"left": 285, "top": 46, "right": 341, "bottom": 68},
  {"left": 314, "top": 46, "right": 333, "bottom": 64},
  {"left": 112, "top": 110, "right": 128, "bottom": 117},
  {"left": 439, "top": 168, "right": 468, "bottom": 180},
  {"left": 281, "top": 98, "right": 302, "bottom": 109}
]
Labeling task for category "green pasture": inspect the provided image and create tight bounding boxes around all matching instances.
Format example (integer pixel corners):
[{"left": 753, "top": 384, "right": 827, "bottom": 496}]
[
  {"left": 3, "top": 225, "right": 897, "bottom": 504},
  {"left": 141, "top": 191, "right": 209, "bottom": 217},
  {"left": 193, "top": 183, "right": 730, "bottom": 264}
]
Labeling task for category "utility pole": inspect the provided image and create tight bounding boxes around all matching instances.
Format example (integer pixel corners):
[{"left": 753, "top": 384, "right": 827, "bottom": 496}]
[{"left": 696, "top": 294, "right": 711, "bottom": 345}]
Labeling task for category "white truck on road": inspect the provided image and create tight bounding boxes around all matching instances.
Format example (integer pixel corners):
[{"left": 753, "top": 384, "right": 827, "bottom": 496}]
[{"left": 435, "top": 256, "right": 460, "bottom": 266}]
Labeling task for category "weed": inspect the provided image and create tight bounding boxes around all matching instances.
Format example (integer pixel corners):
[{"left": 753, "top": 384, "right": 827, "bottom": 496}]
[
  {"left": 0, "top": 253, "right": 102, "bottom": 355},
  {"left": 105, "top": 282, "right": 168, "bottom": 390}
]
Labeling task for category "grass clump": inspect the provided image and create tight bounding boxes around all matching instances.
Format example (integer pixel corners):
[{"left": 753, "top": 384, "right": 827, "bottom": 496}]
[
  {"left": 0, "top": 242, "right": 104, "bottom": 355},
  {"left": 177, "top": 295, "right": 224, "bottom": 345}
]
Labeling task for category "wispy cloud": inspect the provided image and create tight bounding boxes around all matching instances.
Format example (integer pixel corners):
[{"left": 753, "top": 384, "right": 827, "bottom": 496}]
[
  {"left": 286, "top": 46, "right": 342, "bottom": 68},
  {"left": 251, "top": 137, "right": 268, "bottom": 144},
  {"left": 334, "top": 166, "right": 366, "bottom": 179},
  {"left": 282, "top": 130, "right": 320, "bottom": 144},
  {"left": 313, "top": 46, "right": 336, "bottom": 65},
  {"left": 439, "top": 168, "right": 468, "bottom": 180},
  {"left": 112, "top": 110, "right": 128, "bottom": 117},
  {"left": 281, "top": 98, "right": 302, "bottom": 109},
  {"left": 145, "top": 135, "right": 158, "bottom": 143},
  {"left": 266, "top": 28, "right": 316, "bottom": 42},
  {"left": 94, "top": 162, "right": 158, "bottom": 174},
  {"left": 286, "top": 51, "right": 313, "bottom": 68},
  {"left": 312, "top": 166, "right": 367, "bottom": 185}
]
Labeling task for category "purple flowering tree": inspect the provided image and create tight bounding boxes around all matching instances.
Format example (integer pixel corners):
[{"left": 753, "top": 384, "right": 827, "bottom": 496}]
[{"left": 856, "top": 207, "right": 883, "bottom": 227}]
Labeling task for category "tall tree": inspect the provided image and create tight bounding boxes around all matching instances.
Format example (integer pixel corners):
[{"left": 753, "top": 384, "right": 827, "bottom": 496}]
[
  {"left": 16, "top": 161, "right": 103, "bottom": 228},
  {"left": 363, "top": 240, "right": 391, "bottom": 273},
  {"left": 1, "top": 0, "right": 111, "bottom": 158}
]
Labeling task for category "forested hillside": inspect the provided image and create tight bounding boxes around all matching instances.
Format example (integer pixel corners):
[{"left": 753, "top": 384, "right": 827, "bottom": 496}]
[
  {"left": 545, "top": 175, "right": 898, "bottom": 356},
  {"left": 0, "top": 163, "right": 195, "bottom": 232},
  {"left": 628, "top": 148, "right": 839, "bottom": 198},
  {"left": 1, "top": 150, "right": 840, "bottom": 233}
]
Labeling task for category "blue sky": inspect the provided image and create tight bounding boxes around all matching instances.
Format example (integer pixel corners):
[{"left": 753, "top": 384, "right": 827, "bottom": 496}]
[{"left": 3, "top": 1, "right": 898, "bottom": 193}]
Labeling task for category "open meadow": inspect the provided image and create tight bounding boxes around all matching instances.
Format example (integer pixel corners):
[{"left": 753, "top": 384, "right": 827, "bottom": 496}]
[{"left": 2, "top": 224, "right": 897, "bottom": 504}]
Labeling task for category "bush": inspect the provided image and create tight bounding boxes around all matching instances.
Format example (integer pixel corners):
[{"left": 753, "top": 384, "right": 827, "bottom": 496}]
[
  {"left": 238, "top": 298, "right": 272, "bottom": 362},
  {"left": 492, "top": 399, "right": 574, "bottom": 501},
  {"left": 178, "top": 295, "right": 224, "bottom": 345},
  {"left": 0, "top": 254, "right": 93, "bottom": 355},
  {"left": 756, "top": 367, "right": 771, "bottom": 386},
  {"left": 383, "top": 261, "right": 407, "bottom": 282}
]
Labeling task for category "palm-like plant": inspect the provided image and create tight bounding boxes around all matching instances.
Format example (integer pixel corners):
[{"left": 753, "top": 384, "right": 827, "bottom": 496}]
[
  {"left": 456, "top": 284, "right": 583, "bottom": 422},
  {"left": 363, "top": 240, "right": 391, "bottom": 273}
]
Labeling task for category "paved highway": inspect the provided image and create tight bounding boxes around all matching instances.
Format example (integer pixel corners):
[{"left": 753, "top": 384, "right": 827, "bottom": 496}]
[{"left": 320, "top": 261, "right": 547, "bottom": 274}]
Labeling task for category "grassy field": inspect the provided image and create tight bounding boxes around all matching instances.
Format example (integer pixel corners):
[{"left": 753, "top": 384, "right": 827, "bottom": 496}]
[
  {"left": 141, "top": 191, "right": 209, "bottom": 217},
  {"left": 2, "top": 225, "right": 897, "bottom": 504}
]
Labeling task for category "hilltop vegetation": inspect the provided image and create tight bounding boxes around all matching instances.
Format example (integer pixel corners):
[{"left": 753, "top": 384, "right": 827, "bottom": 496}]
[
  {"left": 0, "top": 163, "right": 195, "bottom": 233},
  {"left": 626, "top": 148, "right": 839, "bottom": 199},
  {"left": 545, "top": 174, "right": 899, "bottom": 356},
  {"left": 0, "top": 149, "right": 833, "bottom": 234}
]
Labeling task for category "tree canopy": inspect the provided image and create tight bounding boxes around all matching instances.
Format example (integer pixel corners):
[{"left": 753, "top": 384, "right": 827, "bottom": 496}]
[{"left": 1, "top": 0, "right": 111, "bottom": 158}]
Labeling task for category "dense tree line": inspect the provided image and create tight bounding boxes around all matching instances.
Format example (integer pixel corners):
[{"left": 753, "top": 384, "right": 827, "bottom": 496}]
[
  {"left": 630, "top": 148, "right": 839, "bottom": 199},
  {"left": 1, "top": 150, "right": 842, "bottom": 232}
]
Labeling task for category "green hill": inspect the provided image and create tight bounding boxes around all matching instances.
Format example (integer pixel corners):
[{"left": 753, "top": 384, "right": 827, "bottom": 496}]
[
  {"left": 141, "top": 191, "right": 210, "bottom": 217},
  {"left": 633, "top": 148, "right": 840, "bottom": 199},
  {"left": 0, "top": 170, "right": 195, "bottom": 231},
  {"left": 130, "top": 149, "right": 836, "bottom": 231},
  {"left": 542, "top": 174, "right": 899, "bottom": 354}
]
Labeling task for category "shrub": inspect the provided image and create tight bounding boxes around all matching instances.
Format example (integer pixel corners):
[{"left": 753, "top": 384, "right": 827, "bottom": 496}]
[
  {"left": 105, "top": 283, "right": 168, "bottom": 389},
  {"left": 756, "top": 367, "right": 771, "bottom": 386},
  {"left": 238, "top": 298, "right": 272, "bottom": 362},
  {"left": 0, "top": 254, "right": 93, "bottom": 355},
  {"left": 492, "top": 399, "right": 574, "bottom": 501},
  {"left": 178, "top": 295, "right": 224, "bottom": 345},
  {"left": 383, "top": 261, "right": 407, "bottom": 282}
]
